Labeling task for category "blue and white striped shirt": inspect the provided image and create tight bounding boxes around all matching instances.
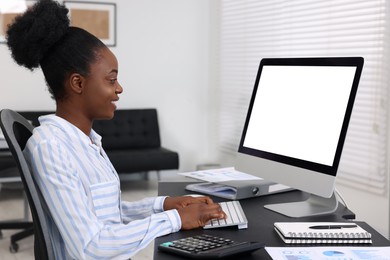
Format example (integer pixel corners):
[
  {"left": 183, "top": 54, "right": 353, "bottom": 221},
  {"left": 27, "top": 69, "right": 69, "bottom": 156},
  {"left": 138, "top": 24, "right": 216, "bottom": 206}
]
[{"left": 24, "top": 115, "right": 181, "bottom": 259}]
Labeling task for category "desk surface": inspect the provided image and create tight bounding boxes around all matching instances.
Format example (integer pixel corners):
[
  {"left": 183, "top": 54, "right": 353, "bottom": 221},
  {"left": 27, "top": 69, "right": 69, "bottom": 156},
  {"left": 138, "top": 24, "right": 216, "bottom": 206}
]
[{"left": 154, "top": 181, "right": 390, "bottom": 260}]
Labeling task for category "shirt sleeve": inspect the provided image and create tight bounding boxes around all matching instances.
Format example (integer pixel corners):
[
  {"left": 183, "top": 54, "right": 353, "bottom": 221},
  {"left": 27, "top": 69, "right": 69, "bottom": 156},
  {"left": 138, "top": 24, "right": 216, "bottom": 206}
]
[
  {"left": 120, "top": 196, "right": 168, "bottom": 223},
  {"left": 27, "top": 138, "right": 181, "bottom": 259}
]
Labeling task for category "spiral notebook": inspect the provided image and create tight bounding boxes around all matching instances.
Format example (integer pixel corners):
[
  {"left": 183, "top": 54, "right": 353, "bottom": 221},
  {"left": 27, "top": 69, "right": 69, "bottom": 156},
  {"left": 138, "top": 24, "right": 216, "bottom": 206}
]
[{"left": 274, "top": 222, "right": 372, "bottom": 244}]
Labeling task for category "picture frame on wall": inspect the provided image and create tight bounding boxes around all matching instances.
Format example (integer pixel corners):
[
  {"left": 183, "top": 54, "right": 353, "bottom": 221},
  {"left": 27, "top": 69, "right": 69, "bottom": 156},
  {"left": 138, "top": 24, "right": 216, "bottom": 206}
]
[
  {"left": 0, "top": 0, "right": 36, "bottom": 44},
  {"left": 64, "top": 1, "right": 116, "bottom": 47}
]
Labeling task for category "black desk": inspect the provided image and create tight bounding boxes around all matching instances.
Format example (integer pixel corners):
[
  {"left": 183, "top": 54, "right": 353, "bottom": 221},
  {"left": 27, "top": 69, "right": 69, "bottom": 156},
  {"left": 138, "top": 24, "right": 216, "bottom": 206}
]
[{"left": 154, "top": 181, "right": 390, "bottom": 259}]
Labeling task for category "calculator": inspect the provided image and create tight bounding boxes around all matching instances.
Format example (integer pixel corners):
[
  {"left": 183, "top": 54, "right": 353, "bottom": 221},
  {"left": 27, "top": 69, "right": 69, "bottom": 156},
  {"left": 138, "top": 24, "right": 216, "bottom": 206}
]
[{"left": 158, "top": 234, "right": 264, "bottom": 259}]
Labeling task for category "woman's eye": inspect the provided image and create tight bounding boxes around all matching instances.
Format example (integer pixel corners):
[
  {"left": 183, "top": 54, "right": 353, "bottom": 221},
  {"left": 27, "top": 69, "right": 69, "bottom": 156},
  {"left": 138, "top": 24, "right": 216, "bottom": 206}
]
[{"left": 109, "top": 78, "right": 117, "bottom": 84}]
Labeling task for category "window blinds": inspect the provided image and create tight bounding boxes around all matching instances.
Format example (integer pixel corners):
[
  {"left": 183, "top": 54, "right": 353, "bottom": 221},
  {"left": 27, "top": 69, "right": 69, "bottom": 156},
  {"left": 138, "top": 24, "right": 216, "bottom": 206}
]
[{"left": 217, "top": 0, "right": 388, "bottom": 195}]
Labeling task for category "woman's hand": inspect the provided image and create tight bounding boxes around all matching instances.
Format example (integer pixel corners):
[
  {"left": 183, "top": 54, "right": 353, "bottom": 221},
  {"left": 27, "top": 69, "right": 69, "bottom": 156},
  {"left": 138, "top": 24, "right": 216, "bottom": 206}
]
[
  {"left": 163, "top": 195, "right": 226, "bottom": 230},
  {"left": 177, "top": 202, "right": 226, "bottom": 230},
  {"left": 163, "top": 195, "right": 214, "bottom": 210}
]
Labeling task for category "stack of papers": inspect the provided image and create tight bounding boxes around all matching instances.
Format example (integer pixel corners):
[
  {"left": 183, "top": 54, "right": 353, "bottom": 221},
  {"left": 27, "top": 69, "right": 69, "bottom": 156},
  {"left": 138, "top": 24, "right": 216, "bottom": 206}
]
[
  {"left": 178, "top": 167, "right": 262, "bottom": 183},
  {"left": 185, "top": 182, "right": 238, "bottom": 199}
]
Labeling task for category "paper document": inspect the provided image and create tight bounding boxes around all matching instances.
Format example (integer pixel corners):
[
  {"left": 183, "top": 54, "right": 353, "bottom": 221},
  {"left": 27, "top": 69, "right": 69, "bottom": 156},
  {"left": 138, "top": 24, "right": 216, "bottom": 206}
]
[
  {"left": 178, "top": 167, "right": 261, "bottom": 183},
  {"left": 186, "top": 183, "right": 237, "bottom": 199},
  {"left": 266, "top": 246, "right": 390, "bottom": 260}
]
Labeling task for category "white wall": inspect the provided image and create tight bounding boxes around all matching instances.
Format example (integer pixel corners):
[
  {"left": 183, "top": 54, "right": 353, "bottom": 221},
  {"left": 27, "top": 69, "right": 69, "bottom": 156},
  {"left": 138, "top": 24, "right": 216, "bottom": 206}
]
[
  {"left": 336, "top": 184, "right": 389, "bottom": 238},
  {"left": 0, "top": 0, "right": 212, "bottom": 172}
]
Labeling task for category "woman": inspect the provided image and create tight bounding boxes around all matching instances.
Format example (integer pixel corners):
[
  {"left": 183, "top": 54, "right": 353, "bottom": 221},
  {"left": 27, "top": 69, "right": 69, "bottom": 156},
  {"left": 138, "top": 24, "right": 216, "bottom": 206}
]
[{"left": 6, "top": 0, "right": 225, "bottom": 259}]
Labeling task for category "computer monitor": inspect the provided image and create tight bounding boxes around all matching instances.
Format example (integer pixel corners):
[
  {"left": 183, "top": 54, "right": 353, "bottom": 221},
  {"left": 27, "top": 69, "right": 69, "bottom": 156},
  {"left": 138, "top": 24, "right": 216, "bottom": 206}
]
[{"left": 234, "top": 57, "right": 364, "bottom": 217}]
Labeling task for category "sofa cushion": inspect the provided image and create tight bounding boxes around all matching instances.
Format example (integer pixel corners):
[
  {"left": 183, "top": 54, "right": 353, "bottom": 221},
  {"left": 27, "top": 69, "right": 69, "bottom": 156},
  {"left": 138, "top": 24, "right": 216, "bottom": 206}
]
[
  {"left": 106, "top": 147, "right": 179, "bottom": 173},
  {"left": 93, "top": 109, "right": 161, "bottom": 150}
]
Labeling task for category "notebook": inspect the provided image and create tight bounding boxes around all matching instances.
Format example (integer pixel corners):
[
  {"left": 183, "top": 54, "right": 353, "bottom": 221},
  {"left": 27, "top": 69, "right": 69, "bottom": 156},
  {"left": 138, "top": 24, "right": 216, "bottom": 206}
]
[{"left": 274, "top": 222, "right": 372, "bottom": 244}]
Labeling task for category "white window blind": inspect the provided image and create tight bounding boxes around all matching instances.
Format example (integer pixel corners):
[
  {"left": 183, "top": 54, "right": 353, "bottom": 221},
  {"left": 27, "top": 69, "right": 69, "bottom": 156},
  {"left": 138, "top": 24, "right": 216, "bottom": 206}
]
[{"left": 217, "top": 0, "right": 389, "bottom": 195}]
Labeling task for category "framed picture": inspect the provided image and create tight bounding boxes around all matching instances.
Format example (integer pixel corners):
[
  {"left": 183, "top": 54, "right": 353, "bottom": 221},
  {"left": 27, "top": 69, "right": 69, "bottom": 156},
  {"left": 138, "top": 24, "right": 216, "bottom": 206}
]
[
  {"left": 0, "top": 0, "right": 36, "bottom": 44},
  {"left": 64, "top": 1, "right": 116, "bottom": 46}
]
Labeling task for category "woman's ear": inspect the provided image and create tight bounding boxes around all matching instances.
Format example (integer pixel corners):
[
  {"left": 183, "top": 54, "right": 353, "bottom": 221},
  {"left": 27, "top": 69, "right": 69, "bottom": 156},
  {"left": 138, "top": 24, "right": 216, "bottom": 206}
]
[{"left": 69, "top": 73, "right": 84, "bottom": 94}]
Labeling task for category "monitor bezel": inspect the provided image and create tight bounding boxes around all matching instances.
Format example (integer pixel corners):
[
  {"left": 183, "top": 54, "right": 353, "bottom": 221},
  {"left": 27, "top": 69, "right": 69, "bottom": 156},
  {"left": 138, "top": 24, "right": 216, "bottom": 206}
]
[{"left": 237, "top": 57, "right": 364, "bottom": 177}]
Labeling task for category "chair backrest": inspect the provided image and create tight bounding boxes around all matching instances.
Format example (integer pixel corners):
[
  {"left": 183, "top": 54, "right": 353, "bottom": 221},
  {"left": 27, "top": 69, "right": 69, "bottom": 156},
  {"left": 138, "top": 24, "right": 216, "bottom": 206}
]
[{"left": 0, "top": 109, "right": 54, "bottom": 260}]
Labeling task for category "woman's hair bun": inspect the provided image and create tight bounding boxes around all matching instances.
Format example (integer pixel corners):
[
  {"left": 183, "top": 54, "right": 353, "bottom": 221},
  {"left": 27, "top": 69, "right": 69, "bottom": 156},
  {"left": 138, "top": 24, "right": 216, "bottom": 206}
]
[{"left": 6, "top": 0, "right": 70, "bottom": 70}]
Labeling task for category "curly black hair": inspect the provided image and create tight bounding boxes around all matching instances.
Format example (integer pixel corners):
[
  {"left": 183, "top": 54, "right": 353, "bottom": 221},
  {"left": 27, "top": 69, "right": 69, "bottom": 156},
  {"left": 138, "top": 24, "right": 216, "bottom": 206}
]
[{"left": 6, "top": 0, "right": 106, "bottom": 101}]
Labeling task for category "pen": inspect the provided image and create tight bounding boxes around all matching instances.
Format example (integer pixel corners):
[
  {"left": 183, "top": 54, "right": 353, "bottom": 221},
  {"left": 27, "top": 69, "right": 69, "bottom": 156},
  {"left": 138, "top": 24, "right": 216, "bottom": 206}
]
[{"left": 309, "top": 225, "right": 358, "bottom": 229}]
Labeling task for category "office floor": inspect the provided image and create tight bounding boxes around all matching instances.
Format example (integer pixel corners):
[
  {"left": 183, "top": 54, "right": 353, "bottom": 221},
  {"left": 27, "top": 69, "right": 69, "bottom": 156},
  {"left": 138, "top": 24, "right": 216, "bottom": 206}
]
[{"left": 0, "top": 178, "right": 160, "bottom": 260}]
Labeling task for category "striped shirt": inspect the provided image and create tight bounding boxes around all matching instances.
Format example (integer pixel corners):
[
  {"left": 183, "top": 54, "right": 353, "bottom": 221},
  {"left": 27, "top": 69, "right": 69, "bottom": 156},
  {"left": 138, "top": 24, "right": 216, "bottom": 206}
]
[{"left": 24, "top": 115, "right": 181, "bottom": 259}]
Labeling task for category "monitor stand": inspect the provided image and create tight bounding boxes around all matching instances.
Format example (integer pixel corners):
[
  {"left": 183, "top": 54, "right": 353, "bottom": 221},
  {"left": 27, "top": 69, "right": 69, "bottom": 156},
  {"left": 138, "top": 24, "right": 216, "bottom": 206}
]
[{"left": 264, "top": 192, "right": 338, "bottom": 218}]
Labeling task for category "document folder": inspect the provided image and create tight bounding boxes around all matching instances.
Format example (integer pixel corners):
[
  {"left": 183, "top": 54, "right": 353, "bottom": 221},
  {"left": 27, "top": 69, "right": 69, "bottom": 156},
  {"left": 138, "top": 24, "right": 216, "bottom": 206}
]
[{"left": 186, "top": 180, "right": 292, "bottom": 200}]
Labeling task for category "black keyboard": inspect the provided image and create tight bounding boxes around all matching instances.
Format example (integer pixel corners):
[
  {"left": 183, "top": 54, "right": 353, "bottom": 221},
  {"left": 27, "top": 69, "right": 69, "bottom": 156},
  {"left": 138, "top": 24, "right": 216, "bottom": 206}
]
[{"left": 158, "top": 234, "right": 264, "bottom": 259}]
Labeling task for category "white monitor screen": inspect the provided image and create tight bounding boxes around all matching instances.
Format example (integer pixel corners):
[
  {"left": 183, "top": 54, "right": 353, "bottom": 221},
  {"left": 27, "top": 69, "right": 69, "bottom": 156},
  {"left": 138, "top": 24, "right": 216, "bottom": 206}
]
[{"left": 244, "top": 65, "right": 356, "bottom": 167}]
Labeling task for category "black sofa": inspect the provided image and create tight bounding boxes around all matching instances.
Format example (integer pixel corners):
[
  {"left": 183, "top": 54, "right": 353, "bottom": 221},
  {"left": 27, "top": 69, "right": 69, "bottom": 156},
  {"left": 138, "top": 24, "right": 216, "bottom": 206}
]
[
  {"left": 15, "top": 109, "right": 179, "bottom": 179},
  {"left": 93, "top": 109, "right": 179, "bottom": 179}
]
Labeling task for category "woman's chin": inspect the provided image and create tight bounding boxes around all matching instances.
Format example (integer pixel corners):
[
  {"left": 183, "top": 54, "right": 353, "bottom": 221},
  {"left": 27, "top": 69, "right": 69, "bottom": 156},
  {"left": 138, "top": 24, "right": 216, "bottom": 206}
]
[{"left": 96, "top": 111, "right": 115, "bottom": 120}]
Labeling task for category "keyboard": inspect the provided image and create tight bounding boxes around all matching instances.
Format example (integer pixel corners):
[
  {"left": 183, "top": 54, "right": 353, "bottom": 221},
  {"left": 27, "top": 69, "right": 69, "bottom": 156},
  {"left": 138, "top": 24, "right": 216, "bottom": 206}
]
[
  {"left": 204, "top": 200, "right": 248, "bottom": 229},
  {"left": 158, "top": 234, "right": 264, "bottom": 259}
]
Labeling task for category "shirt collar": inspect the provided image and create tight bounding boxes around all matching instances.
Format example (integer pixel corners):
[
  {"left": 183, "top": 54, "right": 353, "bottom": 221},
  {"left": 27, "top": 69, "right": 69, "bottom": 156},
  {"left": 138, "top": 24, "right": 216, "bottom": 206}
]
[{"left": 38, "top": 114, "right": 103, "bottom": 147}]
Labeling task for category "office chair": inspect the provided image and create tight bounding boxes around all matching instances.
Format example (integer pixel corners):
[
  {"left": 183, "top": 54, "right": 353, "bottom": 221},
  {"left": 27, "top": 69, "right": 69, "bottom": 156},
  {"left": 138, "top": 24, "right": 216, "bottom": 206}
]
[{"left": 0, "top": 109, "right": 54, "bottom": 259}]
